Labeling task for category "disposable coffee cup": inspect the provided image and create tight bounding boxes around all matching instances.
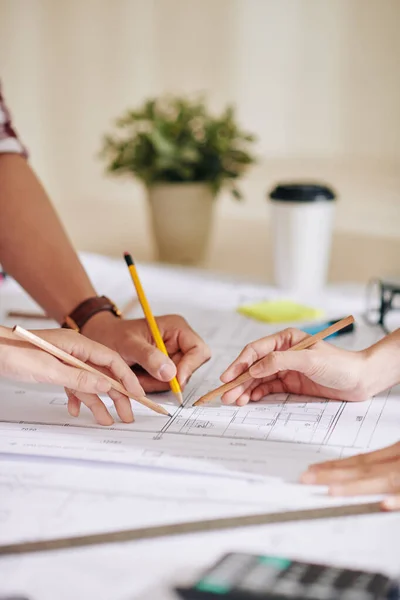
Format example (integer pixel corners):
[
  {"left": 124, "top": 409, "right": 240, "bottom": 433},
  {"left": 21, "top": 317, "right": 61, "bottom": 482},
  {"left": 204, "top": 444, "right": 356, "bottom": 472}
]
[{"left": 268, "top": 183, "right": 336, "bottom": 294}]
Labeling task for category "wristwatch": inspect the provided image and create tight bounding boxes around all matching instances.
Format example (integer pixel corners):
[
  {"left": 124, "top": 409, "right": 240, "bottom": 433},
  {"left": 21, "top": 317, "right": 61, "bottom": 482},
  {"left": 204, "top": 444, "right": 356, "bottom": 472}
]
[{"left": 61, "top": 296, "right": 122, "bottom": 332}]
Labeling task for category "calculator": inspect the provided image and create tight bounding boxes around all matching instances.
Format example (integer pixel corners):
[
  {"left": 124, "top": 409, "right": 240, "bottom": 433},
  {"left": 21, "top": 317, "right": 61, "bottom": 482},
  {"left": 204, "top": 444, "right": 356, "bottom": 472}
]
[{"left": 175, "top": 552, "right": 399, "bottom": 600}]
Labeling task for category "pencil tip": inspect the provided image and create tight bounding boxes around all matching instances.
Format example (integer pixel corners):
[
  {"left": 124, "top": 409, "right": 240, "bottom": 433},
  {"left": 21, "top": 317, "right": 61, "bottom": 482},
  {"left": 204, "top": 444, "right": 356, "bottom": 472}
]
[
  {"left": 176, "top": 391, "right": 184, "bottom": 405},
  {"left": 168, "top": 412, "right": 173, "bottom": 418},
  {"left": 123, "top": 252, "right": 134, "bottom": 266}
]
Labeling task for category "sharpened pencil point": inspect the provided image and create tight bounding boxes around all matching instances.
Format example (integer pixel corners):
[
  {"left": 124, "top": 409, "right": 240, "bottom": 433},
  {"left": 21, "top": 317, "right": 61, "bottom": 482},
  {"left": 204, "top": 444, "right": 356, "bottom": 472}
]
[
  {"left": 168, "top": 413, "right": 173, "bottom": 418},
  {"left": 175, "top": 391, "right": 183, "bottom": 405}
]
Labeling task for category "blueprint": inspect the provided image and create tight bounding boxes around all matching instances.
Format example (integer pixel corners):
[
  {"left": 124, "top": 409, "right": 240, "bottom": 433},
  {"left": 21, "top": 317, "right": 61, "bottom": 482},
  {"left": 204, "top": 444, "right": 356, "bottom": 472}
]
[
  {"left": 0, "top": 326, "right": 396, "bottom": 482},
  {"left": 0, "top": 300, "right": 393, "bottom": 480}
]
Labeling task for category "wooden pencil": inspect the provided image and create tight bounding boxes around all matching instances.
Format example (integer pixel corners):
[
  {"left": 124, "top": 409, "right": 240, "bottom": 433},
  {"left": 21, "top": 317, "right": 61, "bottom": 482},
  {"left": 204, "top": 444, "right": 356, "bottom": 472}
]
[
  {"left": 12, "top": 326, "right": 172, "bottom": 418},
  {"left": 121, "top": 298, "right": 139, "bottom": 317},
  {"left": 7, "top": 296, "right": 137, "bottom": 323},
  {"left": 194, "top": 315, "right": 355, "bottom": 406},
  {"left": 123, "top": 253, "right": 183, "bottom": 405},
  {"left": 7, "top": 311, "right": 51, "bottom": 320}
]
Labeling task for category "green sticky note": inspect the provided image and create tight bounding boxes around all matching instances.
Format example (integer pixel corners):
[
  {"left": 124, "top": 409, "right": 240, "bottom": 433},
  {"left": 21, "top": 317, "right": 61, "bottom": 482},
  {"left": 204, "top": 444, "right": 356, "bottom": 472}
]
[{"left": 237, "top": 300, "right": 324, "bottom": 323}]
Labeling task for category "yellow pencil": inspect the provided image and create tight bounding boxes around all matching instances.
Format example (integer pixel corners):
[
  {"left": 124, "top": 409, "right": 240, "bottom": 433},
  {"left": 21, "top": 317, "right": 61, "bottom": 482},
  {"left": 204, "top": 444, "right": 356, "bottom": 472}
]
[{"left": 123, "top": 252, "right": 183, "bottom": 405}]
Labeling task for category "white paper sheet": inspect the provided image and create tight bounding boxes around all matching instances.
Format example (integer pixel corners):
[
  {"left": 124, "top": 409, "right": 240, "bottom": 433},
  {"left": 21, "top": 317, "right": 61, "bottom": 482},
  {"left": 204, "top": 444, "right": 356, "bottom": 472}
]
[
  {"left": 0, "top": 286, "right": 392, "bottom": 481},
  {"left": 0, "top": 457, "right": 398, "bottom": 600},
  {"left": 0, "top": 334, "right": 396, "bottom": 483}
]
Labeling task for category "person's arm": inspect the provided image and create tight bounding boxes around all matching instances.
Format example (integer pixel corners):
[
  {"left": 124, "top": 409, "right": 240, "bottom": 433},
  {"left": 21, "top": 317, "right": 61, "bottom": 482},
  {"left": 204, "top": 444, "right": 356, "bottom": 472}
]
[
  {"left": 0, "top": 154, "right": 211, "bottom": 389},
  {"left": 219, "top": 327, "right": 400, "bottom": 405},
  {"left": 0, "top": 154, "right": 97, "bottom": 322},
  {"left": 221, "top": 327, "right": 400, "bottom": 510}
]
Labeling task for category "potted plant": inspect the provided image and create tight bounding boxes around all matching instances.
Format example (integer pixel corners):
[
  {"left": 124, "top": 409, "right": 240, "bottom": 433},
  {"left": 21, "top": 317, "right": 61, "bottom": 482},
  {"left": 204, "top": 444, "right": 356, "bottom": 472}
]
[{"left": 101, "top": 96, "right": 256, "bottom": 265}]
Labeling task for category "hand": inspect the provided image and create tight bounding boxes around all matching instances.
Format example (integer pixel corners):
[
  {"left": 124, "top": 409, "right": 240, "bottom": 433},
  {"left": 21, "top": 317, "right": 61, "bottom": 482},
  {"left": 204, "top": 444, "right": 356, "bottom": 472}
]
[
  {"left": 220, "top": 327, "right": 370, "bottom": 406},
  {"left": 301, "top": 442, "right": 400, "bottom": 511},
  {"left": 82, "top": 313, "right": 211, "bottom": 392},
  {"left": 0, "top": 326, "right": 144, "bottom": 425}
]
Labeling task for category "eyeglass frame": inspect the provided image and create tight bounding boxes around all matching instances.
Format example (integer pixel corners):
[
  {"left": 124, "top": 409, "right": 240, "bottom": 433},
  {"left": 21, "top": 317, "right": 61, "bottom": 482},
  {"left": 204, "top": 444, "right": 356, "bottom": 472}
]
[{"left": 365, "top": 278, "right": 400, "bottom": 334}]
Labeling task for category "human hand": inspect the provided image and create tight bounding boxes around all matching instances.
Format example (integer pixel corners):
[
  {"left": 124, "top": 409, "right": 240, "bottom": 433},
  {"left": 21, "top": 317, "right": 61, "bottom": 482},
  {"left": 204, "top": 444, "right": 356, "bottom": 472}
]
[
  {"left": 0, "top": 326, "right": 144, "bottom": 425},
  {"left": 220, "top": 327, "right": 370, "bottom": 406},
  {"left": 81, "top": 313, "right": 211, "bottom": 392},
  {"left": 301, "top": 442, "right": 400, "bottom": 511}
]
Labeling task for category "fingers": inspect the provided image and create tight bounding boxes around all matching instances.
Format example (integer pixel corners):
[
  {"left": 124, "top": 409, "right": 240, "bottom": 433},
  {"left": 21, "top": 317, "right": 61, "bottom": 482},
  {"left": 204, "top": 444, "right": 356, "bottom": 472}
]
[
  {"left": 251, "top": 378, "right": 288, "bottom": 400},
  {"left": 329, "top": 464, "right": 400, "bottom": 497},
  {"left": 300, "top": 442, "right": 400, "bottom": 511},
  {"left": 221, "top": 379, "right": 257, "bottom": 405},
  {"left": 382, "top": 494, "right": 400, "bottom": 511},
  {"left": 123, "top": 335, "right": 177, "bottom": 382},
  {"left": 127, "top": 318, "right": 210, "bottom": 387},
  {"left": 249, "top": 349, "right": 317, "bottom": 380},
  {"left": 302, "top": 458, "right": 398, "bottom": 486},
  {"left": 68, "top": 390, "right": 114, "bottom": 426},
  {"left": 65, "top": 388, "right": 80, "bottom": 417},
  {"left": 47, "top": 363, "right": 113, "bottom": 394},
  {"left": 66, "top": 387, "right": 134, "bottom": 424},
  {"left": 108, "top": 388, "right": 134, "bottom": 423},
  {"left": 220, "top": 345, "right": 258, "bottom": 384},
  {"left": 174, "top": 323, "right": 211, "bottom": 386},
  {"left": 54, "top": 330, "right": 145, "bottom": 399},
  {"left": 220, "top": 329, "right": 310, "bottom": 383},
  {"left": 131, "top": 352, "right": 183, "bottom": 392},
  {"left": 305, "top": 442, "right": 400, "bottom": 473}
]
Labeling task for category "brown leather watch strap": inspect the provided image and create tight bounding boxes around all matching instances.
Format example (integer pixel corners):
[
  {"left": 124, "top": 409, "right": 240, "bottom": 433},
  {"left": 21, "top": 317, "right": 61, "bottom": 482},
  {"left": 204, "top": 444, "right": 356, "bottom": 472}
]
[{"left": 61, "top": 296, "right": 122, "bottom": 332}]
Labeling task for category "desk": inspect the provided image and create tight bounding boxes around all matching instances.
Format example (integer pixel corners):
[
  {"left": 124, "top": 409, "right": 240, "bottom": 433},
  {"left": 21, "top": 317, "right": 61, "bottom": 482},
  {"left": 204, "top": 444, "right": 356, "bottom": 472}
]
[{"left": 0, "top": 254, "right": 398, "bottom": 600}]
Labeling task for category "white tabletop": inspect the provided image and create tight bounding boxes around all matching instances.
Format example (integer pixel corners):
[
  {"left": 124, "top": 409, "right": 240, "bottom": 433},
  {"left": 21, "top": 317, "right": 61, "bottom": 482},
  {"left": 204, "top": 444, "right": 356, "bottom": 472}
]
[{"left": 0, "top": 254, "right": 398, "bottom": 600}]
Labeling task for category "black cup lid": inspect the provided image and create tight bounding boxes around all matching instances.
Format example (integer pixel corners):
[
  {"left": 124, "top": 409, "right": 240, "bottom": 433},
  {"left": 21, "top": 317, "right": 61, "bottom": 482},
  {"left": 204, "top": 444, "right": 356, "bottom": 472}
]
[{"left": 269, "top": 183, "right": 336, "bottom": 202}]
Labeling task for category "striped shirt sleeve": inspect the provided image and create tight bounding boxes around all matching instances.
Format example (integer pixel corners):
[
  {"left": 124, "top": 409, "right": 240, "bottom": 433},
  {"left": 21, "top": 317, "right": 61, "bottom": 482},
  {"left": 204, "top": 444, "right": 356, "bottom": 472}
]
[{"left": 0, "top": 82, "right": 27, "bottom": 157}]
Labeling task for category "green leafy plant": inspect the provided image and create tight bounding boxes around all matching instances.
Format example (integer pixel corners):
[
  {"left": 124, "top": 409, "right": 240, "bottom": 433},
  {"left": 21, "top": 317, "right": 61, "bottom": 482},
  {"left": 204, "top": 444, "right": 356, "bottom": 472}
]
[{"left": 100, "top": 96, "right": 256, "bottom": 199}]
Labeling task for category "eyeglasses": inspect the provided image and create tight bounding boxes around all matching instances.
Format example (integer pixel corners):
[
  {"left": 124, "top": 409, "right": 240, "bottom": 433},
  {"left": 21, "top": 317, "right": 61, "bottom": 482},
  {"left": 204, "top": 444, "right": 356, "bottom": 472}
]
[{"left": 365, "top": 278, "right": 400, "bottom": 334}]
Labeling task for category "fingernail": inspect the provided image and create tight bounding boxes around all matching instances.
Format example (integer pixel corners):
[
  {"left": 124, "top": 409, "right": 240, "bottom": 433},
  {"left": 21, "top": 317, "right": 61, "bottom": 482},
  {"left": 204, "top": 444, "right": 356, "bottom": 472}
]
[
  {"left": 178, "top": 372, "right": 187, "bottom": 387},
  {"left": 70, "top": 405, "right": 79, "bottom": 417},
  {"left": 158, "top": 363, "right": 176, "bottom": 381},
  {"left": 96, "top": 379, "right": 111, "bottom": 393},
  {"left": 183, "top": 374, "right": 192, "bottom": 387},
  {"left": 300, "top": 471, "right": 316, "bottom": 484},
  {"left": 221, "top": 396, "right": 235, "bottom": 405},
  {"left": 382, "top": 497, "right": 396, "bottom": 511}
]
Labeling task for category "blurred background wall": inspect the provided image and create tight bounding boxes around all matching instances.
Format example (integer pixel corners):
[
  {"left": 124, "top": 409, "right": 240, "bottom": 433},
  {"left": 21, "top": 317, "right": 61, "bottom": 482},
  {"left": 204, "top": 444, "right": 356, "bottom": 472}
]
[{"left": 0, "top": 0, "right": 399, "bottom": 282}]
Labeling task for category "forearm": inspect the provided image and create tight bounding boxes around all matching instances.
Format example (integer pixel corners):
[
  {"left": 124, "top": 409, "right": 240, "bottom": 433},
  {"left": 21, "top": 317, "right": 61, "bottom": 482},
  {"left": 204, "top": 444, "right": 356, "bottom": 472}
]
[
  {"left": 365, "top": 329, "right": 400, "bottom": 395},
  {"left": 0, "top": 154, "right": 96, "bottom": 323}
]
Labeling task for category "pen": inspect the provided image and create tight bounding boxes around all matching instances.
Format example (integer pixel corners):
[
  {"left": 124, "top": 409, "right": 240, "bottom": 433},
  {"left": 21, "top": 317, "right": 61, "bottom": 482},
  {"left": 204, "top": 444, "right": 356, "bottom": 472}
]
[{"left": 302, "top": 318, "right": 355, "bottom": 338}]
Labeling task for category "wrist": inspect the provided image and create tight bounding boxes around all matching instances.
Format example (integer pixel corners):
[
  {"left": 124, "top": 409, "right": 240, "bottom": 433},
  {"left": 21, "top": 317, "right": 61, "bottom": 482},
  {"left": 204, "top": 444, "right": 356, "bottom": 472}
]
[
  {"left": 363, "top": 336, "right": 400, "bottom": 396},
  {"left": 80, "top": 310, "right": 119, "bottom": 341},
  {"left": 62, "top": 296, "right": 121, "bottom": 333}
]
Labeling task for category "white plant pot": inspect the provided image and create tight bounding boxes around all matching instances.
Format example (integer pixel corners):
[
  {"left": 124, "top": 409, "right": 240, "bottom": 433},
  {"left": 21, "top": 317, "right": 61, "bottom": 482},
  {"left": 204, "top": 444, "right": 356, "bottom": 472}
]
[{"left": 147, "top": 183, "right": 215, "bottom": 265}]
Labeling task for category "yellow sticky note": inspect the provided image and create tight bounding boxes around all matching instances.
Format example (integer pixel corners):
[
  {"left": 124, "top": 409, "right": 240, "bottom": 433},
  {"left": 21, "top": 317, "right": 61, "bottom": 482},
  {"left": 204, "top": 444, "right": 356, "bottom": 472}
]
[{"left": 237, "top": 300, "right": 324, "bottom": 323}]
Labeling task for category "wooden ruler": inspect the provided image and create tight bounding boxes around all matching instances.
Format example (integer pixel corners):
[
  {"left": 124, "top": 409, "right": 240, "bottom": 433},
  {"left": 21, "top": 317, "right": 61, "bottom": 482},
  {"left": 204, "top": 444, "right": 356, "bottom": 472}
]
[{"left": 0, "top": 502, "right": 383, "bottom": 557}]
